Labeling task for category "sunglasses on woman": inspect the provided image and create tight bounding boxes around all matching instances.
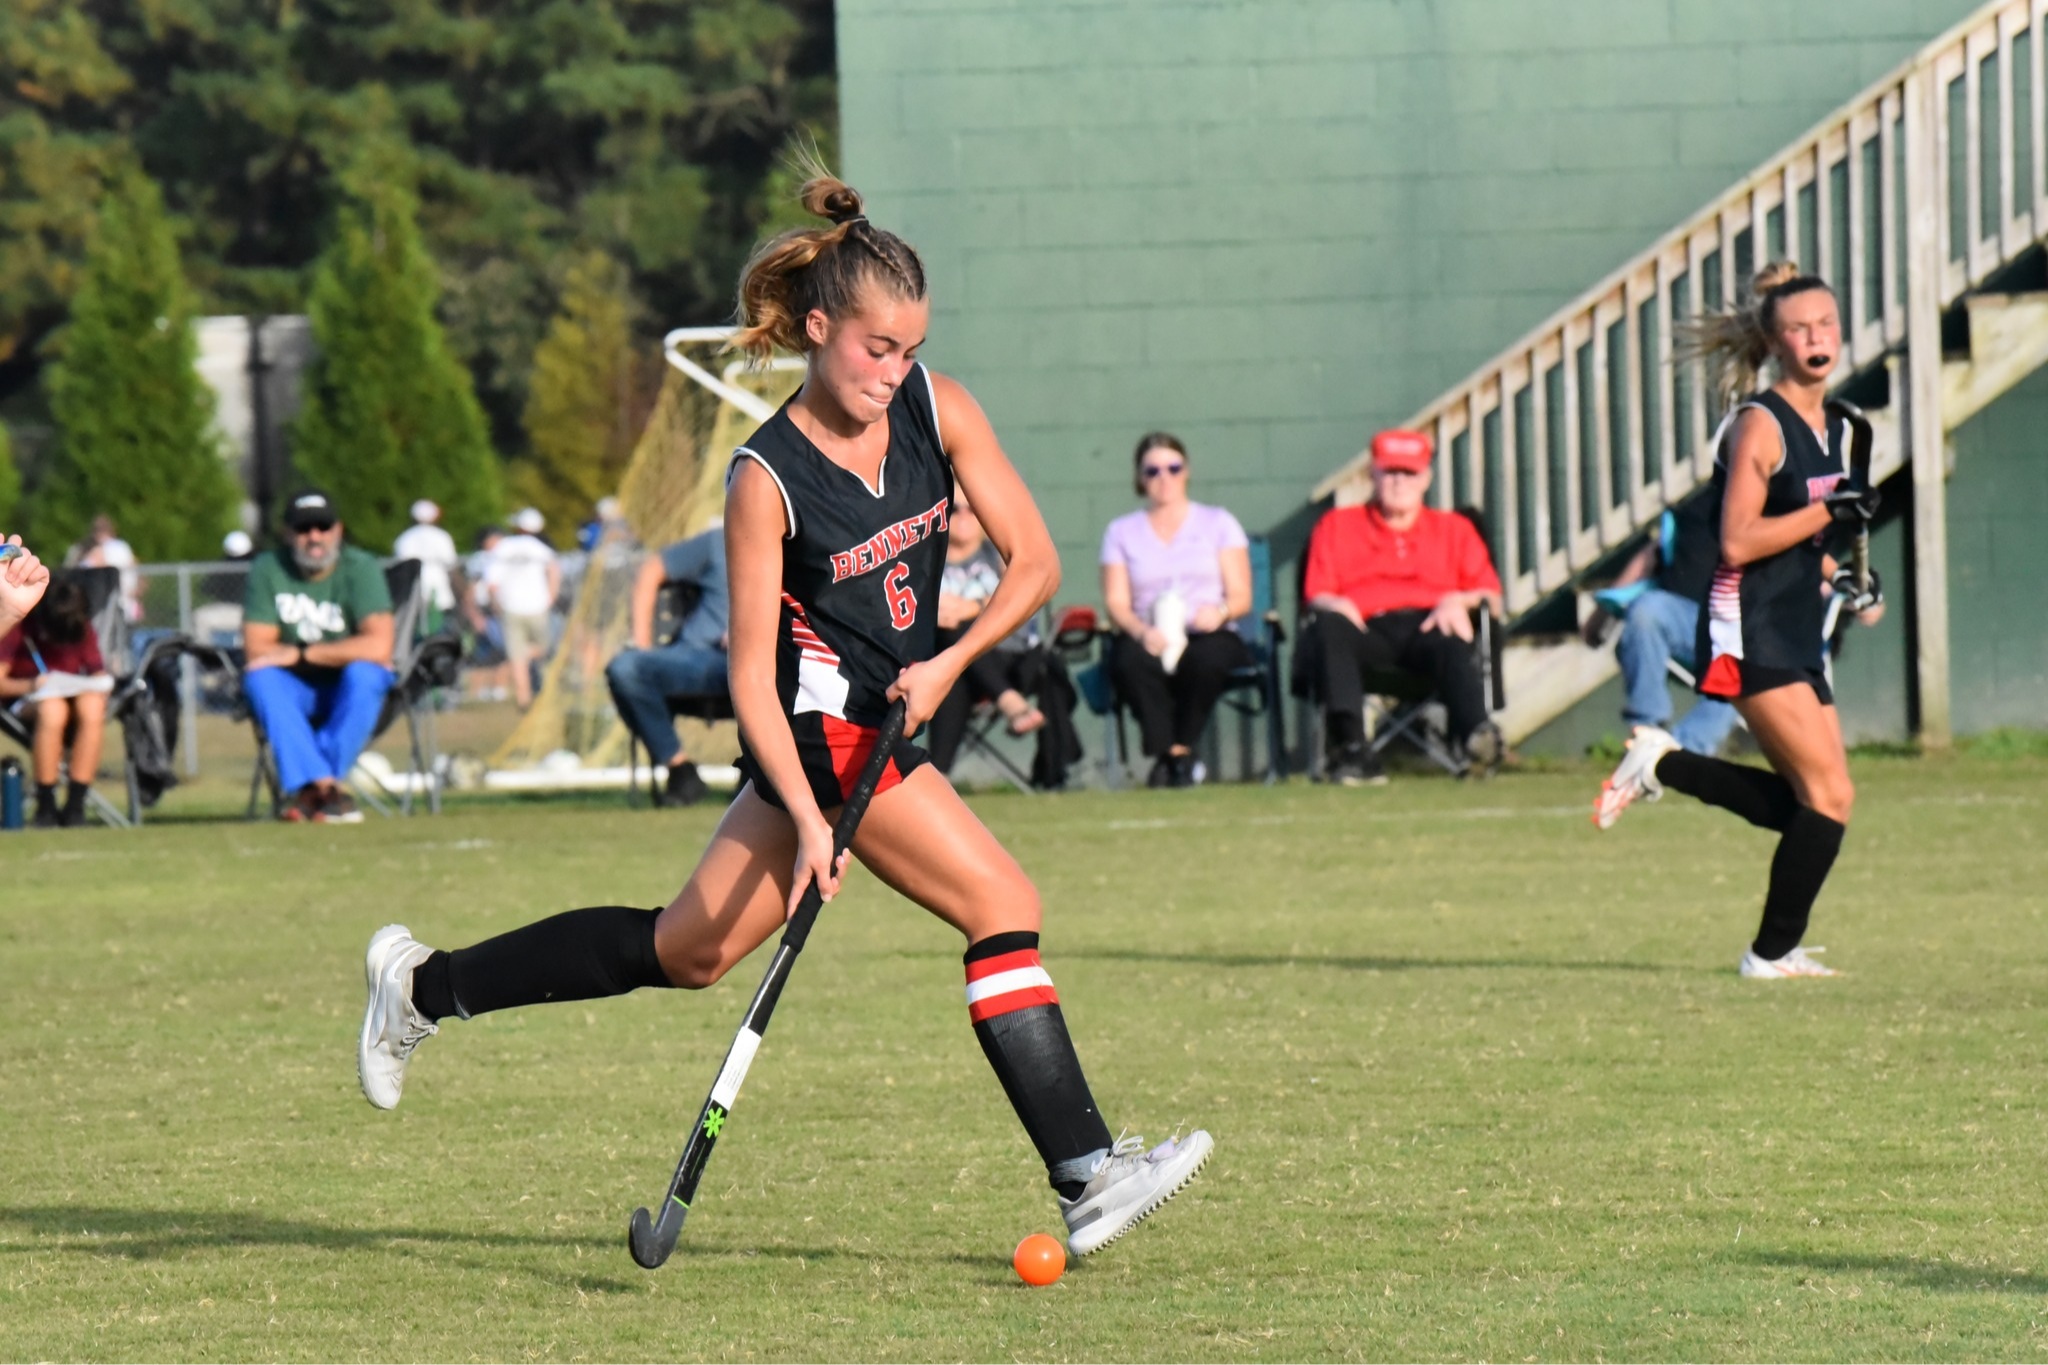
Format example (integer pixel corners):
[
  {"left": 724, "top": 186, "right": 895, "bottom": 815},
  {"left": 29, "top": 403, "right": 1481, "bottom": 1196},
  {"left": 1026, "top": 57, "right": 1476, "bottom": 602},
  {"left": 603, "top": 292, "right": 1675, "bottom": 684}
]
[{"left": 1142, "top": 461, "right": 1186, "bottom": 479}]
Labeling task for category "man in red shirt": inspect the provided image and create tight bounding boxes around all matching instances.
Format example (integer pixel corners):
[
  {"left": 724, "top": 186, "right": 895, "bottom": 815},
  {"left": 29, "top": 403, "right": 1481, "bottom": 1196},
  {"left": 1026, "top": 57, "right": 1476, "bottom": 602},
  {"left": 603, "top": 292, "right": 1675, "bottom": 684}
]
[{"left": 1303, "top": 430, "right": 1504, "bottom": 784}]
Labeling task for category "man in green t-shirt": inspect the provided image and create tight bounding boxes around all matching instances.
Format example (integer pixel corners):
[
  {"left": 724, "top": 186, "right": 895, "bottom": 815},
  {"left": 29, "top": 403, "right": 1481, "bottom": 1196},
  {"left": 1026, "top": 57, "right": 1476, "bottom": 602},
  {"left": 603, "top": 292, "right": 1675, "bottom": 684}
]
[{"left": 242, "top": 490, "right": 396, "bottom": 823}]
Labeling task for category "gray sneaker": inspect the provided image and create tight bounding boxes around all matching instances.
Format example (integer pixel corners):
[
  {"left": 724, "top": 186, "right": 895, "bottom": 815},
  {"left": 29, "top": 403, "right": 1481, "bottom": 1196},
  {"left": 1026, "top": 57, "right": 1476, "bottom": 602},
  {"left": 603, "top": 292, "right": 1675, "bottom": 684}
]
[
  {"left": 1060, "top": 1129, "right": 1214, "bottom": 1256},
  {"left": 358, "top": 924, "right": 438, "bottom": 1110}
]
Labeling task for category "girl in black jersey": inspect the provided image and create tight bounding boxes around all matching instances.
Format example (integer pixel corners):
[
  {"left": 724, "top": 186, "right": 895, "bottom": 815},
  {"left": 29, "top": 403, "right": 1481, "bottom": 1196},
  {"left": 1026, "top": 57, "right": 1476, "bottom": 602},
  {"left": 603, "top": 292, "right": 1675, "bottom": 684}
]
[
  {"left": 1594, "top": 262, "right": 1885, "bottom": 978},
  {"left": 355, "top": 174, "right": 1211, "bottom": 1257}
]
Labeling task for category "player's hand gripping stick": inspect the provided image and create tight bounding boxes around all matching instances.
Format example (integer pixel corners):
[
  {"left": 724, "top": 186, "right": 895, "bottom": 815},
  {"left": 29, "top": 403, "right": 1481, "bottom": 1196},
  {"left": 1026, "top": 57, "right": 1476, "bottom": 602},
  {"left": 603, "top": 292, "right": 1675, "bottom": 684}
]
[{"left": 627, "top": 700, "right": 908, "bottom": 1270}]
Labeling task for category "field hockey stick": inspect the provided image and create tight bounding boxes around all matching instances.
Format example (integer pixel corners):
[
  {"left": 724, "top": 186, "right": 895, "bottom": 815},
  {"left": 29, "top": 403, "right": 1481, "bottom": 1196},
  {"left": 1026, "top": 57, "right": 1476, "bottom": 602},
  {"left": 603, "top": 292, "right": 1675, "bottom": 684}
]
[
  {"left": 628, "top": 699, "right": 908, "bottom": 1270},
  {"left": 1828, "top": 397, "right": 1876, "bottom": 597}
]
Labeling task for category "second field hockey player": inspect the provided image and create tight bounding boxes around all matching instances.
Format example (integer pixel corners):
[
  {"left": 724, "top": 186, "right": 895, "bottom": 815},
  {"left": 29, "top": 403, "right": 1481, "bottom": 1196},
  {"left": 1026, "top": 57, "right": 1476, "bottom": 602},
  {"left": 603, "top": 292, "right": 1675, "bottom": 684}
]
[
  {"left": 356, "top": 172, "right": 1212, "bottom": 1257},
  {"left": 1594, "top": 262, "right": 1885, "bottom": 977}
]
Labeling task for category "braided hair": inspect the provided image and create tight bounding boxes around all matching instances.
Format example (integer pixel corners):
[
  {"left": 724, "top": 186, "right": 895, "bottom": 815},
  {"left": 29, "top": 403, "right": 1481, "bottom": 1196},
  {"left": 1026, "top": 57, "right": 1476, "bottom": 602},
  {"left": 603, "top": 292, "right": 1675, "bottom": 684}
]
[{"left": 732, "top": 174, "right": 928, "bottom": 362}]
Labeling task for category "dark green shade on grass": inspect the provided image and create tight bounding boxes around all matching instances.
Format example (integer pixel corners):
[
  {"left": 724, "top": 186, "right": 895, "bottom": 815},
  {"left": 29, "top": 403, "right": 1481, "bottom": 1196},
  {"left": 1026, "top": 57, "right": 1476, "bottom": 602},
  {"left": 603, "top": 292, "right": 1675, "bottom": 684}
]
[{"left": 3, "top": 757, "right": 2045, "bottom": 1361}]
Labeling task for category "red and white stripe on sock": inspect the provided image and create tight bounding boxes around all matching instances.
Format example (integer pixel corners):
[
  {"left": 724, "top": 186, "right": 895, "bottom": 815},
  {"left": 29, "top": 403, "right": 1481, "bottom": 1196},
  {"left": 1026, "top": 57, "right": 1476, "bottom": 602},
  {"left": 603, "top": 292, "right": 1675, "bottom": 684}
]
[{"left": 965, "top": 948, "right": 1058, "bottom": 1023}]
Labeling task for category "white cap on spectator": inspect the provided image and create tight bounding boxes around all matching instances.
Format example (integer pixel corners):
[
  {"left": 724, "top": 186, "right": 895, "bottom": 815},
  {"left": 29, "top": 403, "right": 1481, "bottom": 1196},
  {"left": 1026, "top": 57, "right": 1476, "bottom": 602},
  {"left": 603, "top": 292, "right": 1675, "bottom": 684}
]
[
  {"left": 513, "top": 507, "right": 545, "bottom": 534},
  {"left": 596, "top": 496, "right": 621, "bottom": 521},
  {"left": 411, "top": 499, "right": 441, "bottom": 524},
  {"left": 223, "top": 530, "right": 253, "bottom": 558}
]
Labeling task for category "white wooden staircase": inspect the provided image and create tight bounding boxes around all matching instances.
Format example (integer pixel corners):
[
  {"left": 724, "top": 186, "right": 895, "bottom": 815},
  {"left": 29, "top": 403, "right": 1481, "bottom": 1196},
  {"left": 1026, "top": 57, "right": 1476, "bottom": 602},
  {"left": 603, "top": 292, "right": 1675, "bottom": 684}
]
[{"left": 1314, "top": 0, "right": 2048, "bottom": 749}]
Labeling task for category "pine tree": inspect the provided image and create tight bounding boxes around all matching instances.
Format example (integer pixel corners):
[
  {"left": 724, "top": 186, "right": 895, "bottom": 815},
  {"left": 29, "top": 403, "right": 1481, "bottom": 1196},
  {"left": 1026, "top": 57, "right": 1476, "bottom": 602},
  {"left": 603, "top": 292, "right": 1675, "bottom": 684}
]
[
  {"left": 291, "top": 169, "right": 502, "bottom": 551},
  {"left": 33, "top": 166, "right": 238, "bottom": 559},
  {"left": 512, "top": 250, "right": 653, "bottom": 532}
]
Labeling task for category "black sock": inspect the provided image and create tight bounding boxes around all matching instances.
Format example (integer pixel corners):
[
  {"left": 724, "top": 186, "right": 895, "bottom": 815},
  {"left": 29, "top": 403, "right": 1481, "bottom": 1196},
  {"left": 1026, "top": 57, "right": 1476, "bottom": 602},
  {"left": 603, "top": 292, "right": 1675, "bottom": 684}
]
[
  {"left": 965, "top": 931, "right": 1114, "bottom": 1199},
  {"left": 33, "top": 782, "right": 55, "bottom": 807},
  {"left": 410, "top": 906, "right": 670, "bottom": 1023},
  {"left": 1655, "top": 751, "right": 1799, "bottom": 832},
  {"left": 1325, "top": 709, "right": 1364, "bottom": 753},
  {"left": 62, "top": 783, "right": 88, "bottom": 814},
  {"left": 1753, "top": 808, "right": 1845, "bottom": 960}
]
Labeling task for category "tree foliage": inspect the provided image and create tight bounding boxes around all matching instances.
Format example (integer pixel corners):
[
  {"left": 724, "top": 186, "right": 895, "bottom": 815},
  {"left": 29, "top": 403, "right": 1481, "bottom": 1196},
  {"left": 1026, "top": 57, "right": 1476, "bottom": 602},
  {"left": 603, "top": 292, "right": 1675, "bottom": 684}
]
[
  {"left": 291, "top": 169, "right": 501, "bottom": 553},
  {"left": 33, "top": 167, "right": 238, "bottom": 560},
  {"left": 0, "top": 424, "right": 19, "bottom": 531},
  {"left": 1, "top": 0, "right": 836, "bottom": 445},
  {"left": 513, "top": 250, "right": 656, "bottom": 533}
]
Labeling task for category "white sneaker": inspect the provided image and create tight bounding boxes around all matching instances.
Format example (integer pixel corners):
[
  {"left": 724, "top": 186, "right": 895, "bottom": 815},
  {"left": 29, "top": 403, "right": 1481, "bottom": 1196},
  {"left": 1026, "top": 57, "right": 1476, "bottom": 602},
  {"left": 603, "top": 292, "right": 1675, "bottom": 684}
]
[
  {"left": 1593, "top": 725, "right": 1681, "bottom": 830},
  {"left": 1739, "top": 945, "right": 1838, "bottom": 978},
  {"left": 1060, "top": 1129, "right": 1213, "bottom": 1257},
  {"left": 358, "top": 924, "right": 438, "bottom": 1109}
]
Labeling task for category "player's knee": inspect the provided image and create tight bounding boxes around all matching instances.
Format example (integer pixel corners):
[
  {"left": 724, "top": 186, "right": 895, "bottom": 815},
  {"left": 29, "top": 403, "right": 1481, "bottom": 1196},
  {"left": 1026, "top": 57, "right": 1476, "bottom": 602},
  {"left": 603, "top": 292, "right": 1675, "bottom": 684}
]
[
  {"left": 661, "top": 941, "right": 731, "bottom": 991},
  {"left": 1807, "top": 774, "right": 1855, "bottom": 823}
]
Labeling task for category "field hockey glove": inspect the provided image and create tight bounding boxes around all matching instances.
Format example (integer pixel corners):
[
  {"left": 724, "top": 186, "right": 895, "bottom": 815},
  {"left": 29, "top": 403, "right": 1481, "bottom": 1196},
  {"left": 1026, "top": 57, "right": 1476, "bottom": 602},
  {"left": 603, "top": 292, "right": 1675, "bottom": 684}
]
[
  {"left": 1829, "top": 565, "right": 1883, "bottom": 613},
  {"left": 1824, "top": 484, "right": 1881, "bottom": 524}
]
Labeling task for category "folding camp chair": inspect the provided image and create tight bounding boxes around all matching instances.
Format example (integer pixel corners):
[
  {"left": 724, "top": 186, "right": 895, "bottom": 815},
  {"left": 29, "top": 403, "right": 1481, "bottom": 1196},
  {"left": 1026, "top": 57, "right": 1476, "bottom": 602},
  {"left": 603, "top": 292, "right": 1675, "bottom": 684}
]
[
  {"left": 245, "top": 559, "right": 447, "bottom": 818},
  {"left": 0, "top": 567, "right": 135, "bottom": 827},
  {"left": 1072, "top": 535, "right": 1288, "bottom": 788}
]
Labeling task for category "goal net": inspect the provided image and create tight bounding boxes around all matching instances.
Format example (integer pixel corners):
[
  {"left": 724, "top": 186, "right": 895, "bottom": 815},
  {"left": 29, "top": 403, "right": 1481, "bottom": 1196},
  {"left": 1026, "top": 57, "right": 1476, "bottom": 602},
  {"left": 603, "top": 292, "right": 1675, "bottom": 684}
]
[{"left": 488, "top": 330, "right": 803, "bottom": 775}]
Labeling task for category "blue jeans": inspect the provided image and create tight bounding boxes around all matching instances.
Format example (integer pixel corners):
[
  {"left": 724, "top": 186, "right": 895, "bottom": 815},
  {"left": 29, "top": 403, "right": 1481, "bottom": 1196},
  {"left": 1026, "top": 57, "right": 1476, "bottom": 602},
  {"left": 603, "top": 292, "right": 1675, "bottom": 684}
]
[
  {"left": 606, "top": 644, "right": 729, "bottom": 765},
  {"left": 244, "top": 661, "right": 395, "bottom": 793},
  {"left": 1615, "top": 588, "right": 1740, "bottom": 756}
]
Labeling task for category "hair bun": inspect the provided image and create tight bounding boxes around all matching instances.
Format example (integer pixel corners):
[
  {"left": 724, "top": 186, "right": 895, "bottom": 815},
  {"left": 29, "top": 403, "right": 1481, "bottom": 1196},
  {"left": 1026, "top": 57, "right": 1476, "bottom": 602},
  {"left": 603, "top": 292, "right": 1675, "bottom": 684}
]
[
  {"left": 1751, "top": 260, "right": 1804, "bottom": 298},
  {"left": 800, "top": 175, "right": 866, "bottom": 225}
]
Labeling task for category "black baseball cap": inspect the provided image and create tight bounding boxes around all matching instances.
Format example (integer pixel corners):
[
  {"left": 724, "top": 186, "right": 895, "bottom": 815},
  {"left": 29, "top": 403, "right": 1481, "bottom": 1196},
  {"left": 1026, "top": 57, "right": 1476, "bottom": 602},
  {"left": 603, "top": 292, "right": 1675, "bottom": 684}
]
[{"left": 284, "top": 490, "right": 339, "bottom": 531}]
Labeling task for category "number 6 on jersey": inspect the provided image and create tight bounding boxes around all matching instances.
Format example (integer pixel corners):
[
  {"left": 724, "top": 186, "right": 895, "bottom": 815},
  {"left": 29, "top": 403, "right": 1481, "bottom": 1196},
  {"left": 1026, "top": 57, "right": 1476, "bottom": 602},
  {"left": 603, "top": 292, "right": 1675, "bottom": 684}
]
[{"left": 883, "top": 562, "right": 916, "bottom": 630}]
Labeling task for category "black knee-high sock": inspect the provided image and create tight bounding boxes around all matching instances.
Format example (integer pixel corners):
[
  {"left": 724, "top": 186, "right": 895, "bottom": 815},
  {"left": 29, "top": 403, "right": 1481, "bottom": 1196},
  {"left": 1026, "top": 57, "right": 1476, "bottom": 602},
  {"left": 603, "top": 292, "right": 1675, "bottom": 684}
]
[
  {"left": 411, "top": 906, "right": 670, "bottom": 1022},
  {"left": 1655, "top": 751, "right": 1800, "bottom": 832},
  {"left": 1753, "top": 809, "right": 1845, "bottom": 960},
  {"left": 965, "top": 931, "right": 1115, "bottom": 1199}
]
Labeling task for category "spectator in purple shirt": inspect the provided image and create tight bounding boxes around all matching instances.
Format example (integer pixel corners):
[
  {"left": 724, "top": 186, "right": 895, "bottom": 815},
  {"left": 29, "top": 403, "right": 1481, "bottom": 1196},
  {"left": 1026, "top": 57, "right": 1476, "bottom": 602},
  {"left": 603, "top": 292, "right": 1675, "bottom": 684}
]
[{"left": 1099, "top": 432, "right": 1253, "bottom": 787}]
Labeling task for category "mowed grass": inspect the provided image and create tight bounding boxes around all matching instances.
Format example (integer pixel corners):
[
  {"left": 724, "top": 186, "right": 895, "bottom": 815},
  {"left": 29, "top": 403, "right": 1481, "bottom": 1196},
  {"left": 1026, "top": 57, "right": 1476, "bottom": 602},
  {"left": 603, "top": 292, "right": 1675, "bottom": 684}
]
[{"left": 3, "top": 755, "right": 2046, "bottom": 1362}]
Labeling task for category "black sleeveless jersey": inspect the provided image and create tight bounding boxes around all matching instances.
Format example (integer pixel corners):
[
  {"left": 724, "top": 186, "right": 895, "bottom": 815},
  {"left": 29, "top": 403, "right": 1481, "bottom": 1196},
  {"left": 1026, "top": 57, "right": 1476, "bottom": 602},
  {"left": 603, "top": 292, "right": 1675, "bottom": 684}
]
[
  {"left": 1696, "top": 389, "right": 1848, "bottom": 684},
  {"left": 728, "top": 363, "right": 954, "bottom": 727}
]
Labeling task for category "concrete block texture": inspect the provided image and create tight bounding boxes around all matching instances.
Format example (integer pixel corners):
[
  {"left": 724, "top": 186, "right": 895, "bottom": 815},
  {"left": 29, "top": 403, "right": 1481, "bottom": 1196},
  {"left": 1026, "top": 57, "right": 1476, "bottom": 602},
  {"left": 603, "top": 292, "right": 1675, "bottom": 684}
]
[{"left": 839, "top": 0, "right": 1996, "bottom": 655}]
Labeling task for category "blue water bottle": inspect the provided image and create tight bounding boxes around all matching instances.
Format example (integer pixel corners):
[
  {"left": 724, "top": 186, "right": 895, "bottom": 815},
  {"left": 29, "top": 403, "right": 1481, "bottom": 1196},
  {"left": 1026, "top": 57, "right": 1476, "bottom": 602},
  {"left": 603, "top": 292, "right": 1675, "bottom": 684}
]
[{"left": 1, "top": 756, "right": 22, "bottom": 831}]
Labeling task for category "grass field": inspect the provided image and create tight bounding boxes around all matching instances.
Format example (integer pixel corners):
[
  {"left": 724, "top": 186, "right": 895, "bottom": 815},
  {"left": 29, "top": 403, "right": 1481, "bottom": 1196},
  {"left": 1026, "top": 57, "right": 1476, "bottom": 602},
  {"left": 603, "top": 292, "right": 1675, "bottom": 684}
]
[{"left": 4, "top": 754, "right": 2046, "bottom": 1362}]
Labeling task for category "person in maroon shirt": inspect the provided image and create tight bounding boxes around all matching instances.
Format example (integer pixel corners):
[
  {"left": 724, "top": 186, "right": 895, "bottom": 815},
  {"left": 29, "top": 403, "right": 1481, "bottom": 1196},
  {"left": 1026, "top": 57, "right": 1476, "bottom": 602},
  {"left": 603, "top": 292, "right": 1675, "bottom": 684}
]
[
  {"left": 1, "top": 576, "right": 111, "bottom": 826},
  {"left": 1302, "top": 430, "right": 1504, "bottom": 785}
]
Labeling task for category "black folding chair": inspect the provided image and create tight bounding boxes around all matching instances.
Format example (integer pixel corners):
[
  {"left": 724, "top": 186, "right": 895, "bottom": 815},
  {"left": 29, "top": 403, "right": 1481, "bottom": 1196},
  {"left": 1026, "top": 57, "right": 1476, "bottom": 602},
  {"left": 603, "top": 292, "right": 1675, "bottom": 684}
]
[{"left": 246, "top": 559, "right": 445, "bottom": 818}]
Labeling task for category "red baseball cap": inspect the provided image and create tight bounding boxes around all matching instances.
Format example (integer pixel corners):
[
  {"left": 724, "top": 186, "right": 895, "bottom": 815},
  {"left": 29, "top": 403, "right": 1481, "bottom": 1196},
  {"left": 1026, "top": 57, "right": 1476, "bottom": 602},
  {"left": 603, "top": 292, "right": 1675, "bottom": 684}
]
[{"left": 1370, "top": 430, "right": 1433, "bottom": 473}]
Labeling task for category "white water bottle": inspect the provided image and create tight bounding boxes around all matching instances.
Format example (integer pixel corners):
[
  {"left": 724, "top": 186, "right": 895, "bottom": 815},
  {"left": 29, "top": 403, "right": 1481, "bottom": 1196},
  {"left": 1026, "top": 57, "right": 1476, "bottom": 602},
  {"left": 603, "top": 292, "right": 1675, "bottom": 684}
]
[{"left": 1153, "top": 590, "right": 1188, "bottom": 675}]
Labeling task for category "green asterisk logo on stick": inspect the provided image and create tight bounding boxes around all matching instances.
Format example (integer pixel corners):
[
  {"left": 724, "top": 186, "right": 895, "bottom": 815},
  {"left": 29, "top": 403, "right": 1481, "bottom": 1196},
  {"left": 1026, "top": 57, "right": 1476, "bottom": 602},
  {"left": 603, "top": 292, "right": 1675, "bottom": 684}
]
[{"left": 702, "top": 1109, "right": 726, "bottom": 1138}]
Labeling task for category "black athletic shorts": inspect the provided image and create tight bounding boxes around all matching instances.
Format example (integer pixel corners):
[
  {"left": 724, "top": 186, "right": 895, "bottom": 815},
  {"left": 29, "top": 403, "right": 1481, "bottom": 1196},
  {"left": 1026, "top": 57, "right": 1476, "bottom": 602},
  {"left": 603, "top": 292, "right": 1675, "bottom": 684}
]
[
  {"left": 1699, "top": 658, "right": 1833, "bottom": 707},
  {"left": 736, "top": 711, "right": 930, "bottom": 814}
]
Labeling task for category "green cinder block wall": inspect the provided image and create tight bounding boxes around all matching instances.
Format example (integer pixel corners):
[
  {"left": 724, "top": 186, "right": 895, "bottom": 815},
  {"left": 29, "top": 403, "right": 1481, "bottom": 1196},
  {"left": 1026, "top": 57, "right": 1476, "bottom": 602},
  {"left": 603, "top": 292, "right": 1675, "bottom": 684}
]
[{"left": 840, "top": 0, "right": 2041, "bottom": 743}]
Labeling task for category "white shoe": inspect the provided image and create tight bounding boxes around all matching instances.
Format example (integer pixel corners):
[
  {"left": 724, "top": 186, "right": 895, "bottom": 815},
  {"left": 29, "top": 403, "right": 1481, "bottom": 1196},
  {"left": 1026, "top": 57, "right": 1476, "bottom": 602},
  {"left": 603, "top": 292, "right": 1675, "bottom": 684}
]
[
  {"left": 1739, "top": 945, "right": 1838, "bottom": 978},
  {"left": 1060, "top": 1129, "right": 1213, "bottom": 1257},
  {"left": 358, "top": 924, "right": 438, "bottom": 1109},
  {"left": 1593, "top": 725, "right": 1681, "bottom": 830}
]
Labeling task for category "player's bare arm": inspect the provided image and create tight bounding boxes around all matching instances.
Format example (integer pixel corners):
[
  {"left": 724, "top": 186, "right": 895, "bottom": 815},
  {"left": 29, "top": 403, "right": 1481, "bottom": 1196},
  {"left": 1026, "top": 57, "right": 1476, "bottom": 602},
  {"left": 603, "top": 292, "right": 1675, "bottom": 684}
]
[
  {"left": 1718, "top": 409, "right": 1830, "bottom": 567},
  {"left": 887, "top": 371, "right": 1058, "bottom": 726}
]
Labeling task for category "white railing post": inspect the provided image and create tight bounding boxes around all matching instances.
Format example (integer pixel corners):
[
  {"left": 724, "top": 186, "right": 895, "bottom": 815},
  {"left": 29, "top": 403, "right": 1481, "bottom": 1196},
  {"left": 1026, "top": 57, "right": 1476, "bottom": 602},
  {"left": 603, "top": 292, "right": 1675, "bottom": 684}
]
[{"left": 1904, "top": 64, "right": 1955, "bottom": 749}]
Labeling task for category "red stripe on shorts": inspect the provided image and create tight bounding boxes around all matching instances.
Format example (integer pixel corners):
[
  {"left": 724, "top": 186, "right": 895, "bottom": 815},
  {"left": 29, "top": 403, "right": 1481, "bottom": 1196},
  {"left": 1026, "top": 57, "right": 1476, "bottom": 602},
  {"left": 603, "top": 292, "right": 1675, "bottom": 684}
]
[{"left": 820, "top": 714, "right": 904, "bottom": 803}]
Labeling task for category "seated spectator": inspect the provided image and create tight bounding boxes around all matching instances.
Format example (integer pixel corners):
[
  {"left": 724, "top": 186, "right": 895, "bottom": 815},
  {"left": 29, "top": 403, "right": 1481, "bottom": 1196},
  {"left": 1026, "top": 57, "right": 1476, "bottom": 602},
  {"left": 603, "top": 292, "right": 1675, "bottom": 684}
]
[
  {"left": 487, "top": 508, "right": 560, "bottom": 711},
  {"left": 241, "top": 490, "right": 396, "bottom": 824},
  {"left": 605, "top": 522, "right": 729, "bottom": 808},
  {"left": 1, "top": 576, "right": 113, "bottom": 827},
  {"left": 1585, "top": 500, "right": 1739, "bottom": 757},
  {"left": 1303, "top": 430, "right": 1503, "bottom": 785},
  {"left": 927, "top": 491, "right": 1082, "bottom": 785},
  {"left": 1100, "top": 432, "right": 1253, "bottom": 788},
  {"left": 0, "top": 534, "right": 50, "bottom": 636}
]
